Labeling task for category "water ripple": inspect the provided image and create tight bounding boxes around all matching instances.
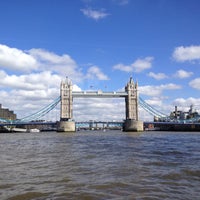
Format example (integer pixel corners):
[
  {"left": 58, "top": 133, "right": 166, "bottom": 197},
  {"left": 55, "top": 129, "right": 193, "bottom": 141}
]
[{"left": 0, "top": 131, "right": 200, "bottom": 200}]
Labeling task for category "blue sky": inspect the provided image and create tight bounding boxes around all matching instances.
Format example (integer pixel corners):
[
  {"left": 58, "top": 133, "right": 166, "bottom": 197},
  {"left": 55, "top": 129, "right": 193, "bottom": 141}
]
[{"left": 0, "top": 0, "right": 200, "bottom": 121}]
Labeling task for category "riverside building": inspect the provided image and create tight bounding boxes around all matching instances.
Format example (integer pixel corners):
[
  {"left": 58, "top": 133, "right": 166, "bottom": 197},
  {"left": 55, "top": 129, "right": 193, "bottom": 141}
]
[{"left": 0, "top": 104, "right": 17, "bottom": 121}]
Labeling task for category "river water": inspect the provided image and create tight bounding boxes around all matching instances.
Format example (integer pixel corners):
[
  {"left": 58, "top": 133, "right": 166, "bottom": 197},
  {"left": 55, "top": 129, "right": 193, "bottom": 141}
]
[{"left": 0, "top": 130, "right": 200, "bottom": 200}]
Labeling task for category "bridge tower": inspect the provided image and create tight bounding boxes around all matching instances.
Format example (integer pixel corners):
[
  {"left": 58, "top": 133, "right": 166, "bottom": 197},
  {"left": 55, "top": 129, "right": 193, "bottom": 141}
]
[
  {"left": 60, "top": 77, "right": 73, "bottom": 120},
  {"left": 57, "top": 77, "right": 76, "bottom": 132},
  {"left": 123, "top": 77, "right": 143, "bottom": 131}
]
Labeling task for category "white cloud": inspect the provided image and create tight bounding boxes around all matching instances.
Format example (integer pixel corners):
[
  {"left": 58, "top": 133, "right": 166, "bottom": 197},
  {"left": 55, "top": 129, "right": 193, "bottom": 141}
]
[
  {"left": 86, "top": 66, "right": 109, "bottom": 80},
  {"left": 113, "top": 0, "right": 129, "bottom": 5},
  {"left": 29, "top": 48, "right": 72, "bottom": 64},
  {"left": 132, "top": 57, "right": 153, "bottom": 72},
  {"left": 139, "top": 83, "right": 181, "bottom": 97},
  {"left": 174, "top": 69, "right": 193, "bottom": 79},
  {"left": 0, "top": 70, "right": 60, "bottom": 91},
  {"left": 172, "top": 97, "right": 200, "bottom": 112},
  {"left": 80, "top": 8, "right": 110, "bottom": 20},
  {"left": 113, "top": 63, "right": 132, "bottom": 72},
  {"left": 137, "top": 83, "right": 183, "bottom": 119},
  {"left": 0, "top": 87, "right": 60, "bottom": 119},
  {"left": 0, "top": 44, "right": 37, "bottom": 72},
  {"left": 0, "top": 44, "right": 84, "bottom": 82},
  {"left": 0, "top": 44, "right": 110, "bottom": 83},
  {"left": 139, "top": 85, "right": 162, "bottom": 96},
  {"left": 189, "top": 78, "right": 200, "bottom": 90},
  {"left": 12, "top": 87, "right": 58, "bottom": 101},
  {"left": 1, "top": 43, "right": 188, "bottom": 122},
  {"left": 148, "top": 72, "right": 168, "bottom": 80},
  {"left": 113, "top": 57, "right": 153, "bottom": 73},
  {"left": 145, "top": 98, "right": 164, "bottom": 107},
  {"left": 0, "top": 69, "right": 61, "bottom": 118},
  {"left": 73, "top": 98, "right": 125, "bottom": 121},
  {"left": 0, "top": 44, "right": 112, "bottom": 121},
  {"left": 28, "top": 48, "right": 83, "bottom": 82},
  {"left": 164, "top": 83, "right": 181, "bottom": 90},
  {"left": 73, "top": 84, "right": 82, "bottom": 92},
  {"left": 173, "top": 45, "right": 200, "bottom": 62}
]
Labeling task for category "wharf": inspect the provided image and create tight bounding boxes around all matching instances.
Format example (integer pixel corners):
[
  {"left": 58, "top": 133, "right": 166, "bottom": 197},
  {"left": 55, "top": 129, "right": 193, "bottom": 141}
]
[{"left": 144, "top": 122, "right": 200, "bottom": 131}]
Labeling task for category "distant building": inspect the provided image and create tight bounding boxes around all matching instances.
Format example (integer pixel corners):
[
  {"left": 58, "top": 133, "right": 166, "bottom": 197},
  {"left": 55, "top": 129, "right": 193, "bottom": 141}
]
[
  {"left": 170, "top": 105, "right": 199, "bottom": 120},
  {"left": 0, "top": 104, "right": 17, "bottom": 121},
  {"left": 155, "top": 105, "right": 200, "bottom": 123}
]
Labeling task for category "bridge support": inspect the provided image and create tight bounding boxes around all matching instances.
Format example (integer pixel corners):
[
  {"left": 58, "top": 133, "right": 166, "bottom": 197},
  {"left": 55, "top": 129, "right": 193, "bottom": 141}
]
[
  {"left": 123, "top": 77, "right": 144, "bottom": 132},
  {"left": 123, "top": 119, "right": 143, "bottom": 132},
  {"left": 57, "top": 77, "right": 76, "bottom": 132},
  {"left": 57, "top": 120, "right": 76, "bottom": 132}
]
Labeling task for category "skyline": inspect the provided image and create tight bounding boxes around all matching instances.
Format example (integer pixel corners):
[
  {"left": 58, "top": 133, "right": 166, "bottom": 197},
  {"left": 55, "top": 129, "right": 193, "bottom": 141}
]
[{"left": 0, "top": 0, "right": 200, "bottom": 121}]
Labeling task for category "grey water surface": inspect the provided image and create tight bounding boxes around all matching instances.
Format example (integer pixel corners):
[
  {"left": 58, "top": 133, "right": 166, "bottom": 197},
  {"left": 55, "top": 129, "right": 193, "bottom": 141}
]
[{"left": 0, "top": 130, "right": 200, "bottom": 200}]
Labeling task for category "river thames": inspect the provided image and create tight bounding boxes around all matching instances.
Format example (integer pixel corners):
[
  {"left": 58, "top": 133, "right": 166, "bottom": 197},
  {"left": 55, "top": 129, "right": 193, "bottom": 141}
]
[{"left": 0, "top": 130, "right": 200, "bottom": 200}]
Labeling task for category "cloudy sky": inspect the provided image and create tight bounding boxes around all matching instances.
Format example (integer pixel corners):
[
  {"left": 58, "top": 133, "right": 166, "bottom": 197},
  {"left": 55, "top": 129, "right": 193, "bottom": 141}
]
[{"left": 0, "top": 0, "right": 200, "bottom": 121}]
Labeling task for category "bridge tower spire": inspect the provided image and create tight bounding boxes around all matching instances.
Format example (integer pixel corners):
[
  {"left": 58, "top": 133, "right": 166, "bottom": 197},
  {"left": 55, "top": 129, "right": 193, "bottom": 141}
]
[{"left": 123, "top": 77, "right": 143, "bottom": 131}]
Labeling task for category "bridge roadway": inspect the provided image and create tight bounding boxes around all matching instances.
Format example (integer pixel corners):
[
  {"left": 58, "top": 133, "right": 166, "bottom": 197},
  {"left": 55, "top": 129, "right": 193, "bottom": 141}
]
[
  {"left": 72, "top": 91, "right": 128, "bottom": 98},
  {"left": 1, "top": 120, "right": 199, "bottom": 127},
  {"left": 0, "top": 121, "right": 123, "bottom": 127},
  {"left": 1, "top": 121, "right": 200, "bottom": 131}
]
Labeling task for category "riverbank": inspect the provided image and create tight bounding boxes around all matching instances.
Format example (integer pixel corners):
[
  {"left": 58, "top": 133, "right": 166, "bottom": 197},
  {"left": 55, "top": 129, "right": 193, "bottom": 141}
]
[{"left": 144, "top": 122, "right": 200, "bottom": 131}]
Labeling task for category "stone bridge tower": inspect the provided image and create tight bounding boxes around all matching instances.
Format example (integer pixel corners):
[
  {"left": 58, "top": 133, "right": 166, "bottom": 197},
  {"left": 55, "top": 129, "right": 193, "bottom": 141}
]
[
  {"left": 125, "top": 77, "right": 138, "bottom": 120},
  {"left": 60, "top": 77, "right": 73, "bottom": 120},
  {"left": 123, "top": 77, "right": 143, "bottom": 131},
  {"left": 57, "top": 77, "right": 75, "bottom": 132}
]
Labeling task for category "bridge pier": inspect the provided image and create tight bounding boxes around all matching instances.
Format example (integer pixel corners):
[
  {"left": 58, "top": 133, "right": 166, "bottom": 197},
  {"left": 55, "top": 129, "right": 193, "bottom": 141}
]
[
  {"left": 123, "top": 119, "right": 143, "bottom": 132},
  {"left": 57, "top": 120, "right": 76, "bottom": 132}
]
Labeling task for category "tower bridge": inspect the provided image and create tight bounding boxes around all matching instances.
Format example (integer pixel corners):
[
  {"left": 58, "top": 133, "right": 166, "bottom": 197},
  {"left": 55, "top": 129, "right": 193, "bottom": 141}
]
[
  {"left": 57, "top": 77, "right": 143, "bottom": 132},
  {"left": 0, "top": 77, "right": 173, "bottom": 132},
  {"left": 1, "top": 76, "right": 200, "bottom": 132}
]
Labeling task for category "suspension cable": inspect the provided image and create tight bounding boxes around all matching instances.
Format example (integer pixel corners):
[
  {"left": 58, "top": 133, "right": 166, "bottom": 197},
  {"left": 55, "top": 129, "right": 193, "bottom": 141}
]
[{"left": 18, "top": 96, "right": 61, "bottom": 122}]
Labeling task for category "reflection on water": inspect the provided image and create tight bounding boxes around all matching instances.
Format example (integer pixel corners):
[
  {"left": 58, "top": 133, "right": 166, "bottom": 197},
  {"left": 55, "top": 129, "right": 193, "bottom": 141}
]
[{"left": 0, "top": 131, "right": 200, "bottom": 200}]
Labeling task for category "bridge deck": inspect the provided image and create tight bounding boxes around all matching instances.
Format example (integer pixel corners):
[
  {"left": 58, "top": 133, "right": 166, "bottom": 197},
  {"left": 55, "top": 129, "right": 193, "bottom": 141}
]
[{"left": 72, "top": 91, "right": 128, "bottom": 98}]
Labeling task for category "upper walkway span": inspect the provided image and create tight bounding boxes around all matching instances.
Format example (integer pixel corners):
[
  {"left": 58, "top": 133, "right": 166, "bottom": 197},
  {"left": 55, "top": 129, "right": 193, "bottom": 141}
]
[{"left": 72, "top": 91, "right": 128, "bottom": 98}]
